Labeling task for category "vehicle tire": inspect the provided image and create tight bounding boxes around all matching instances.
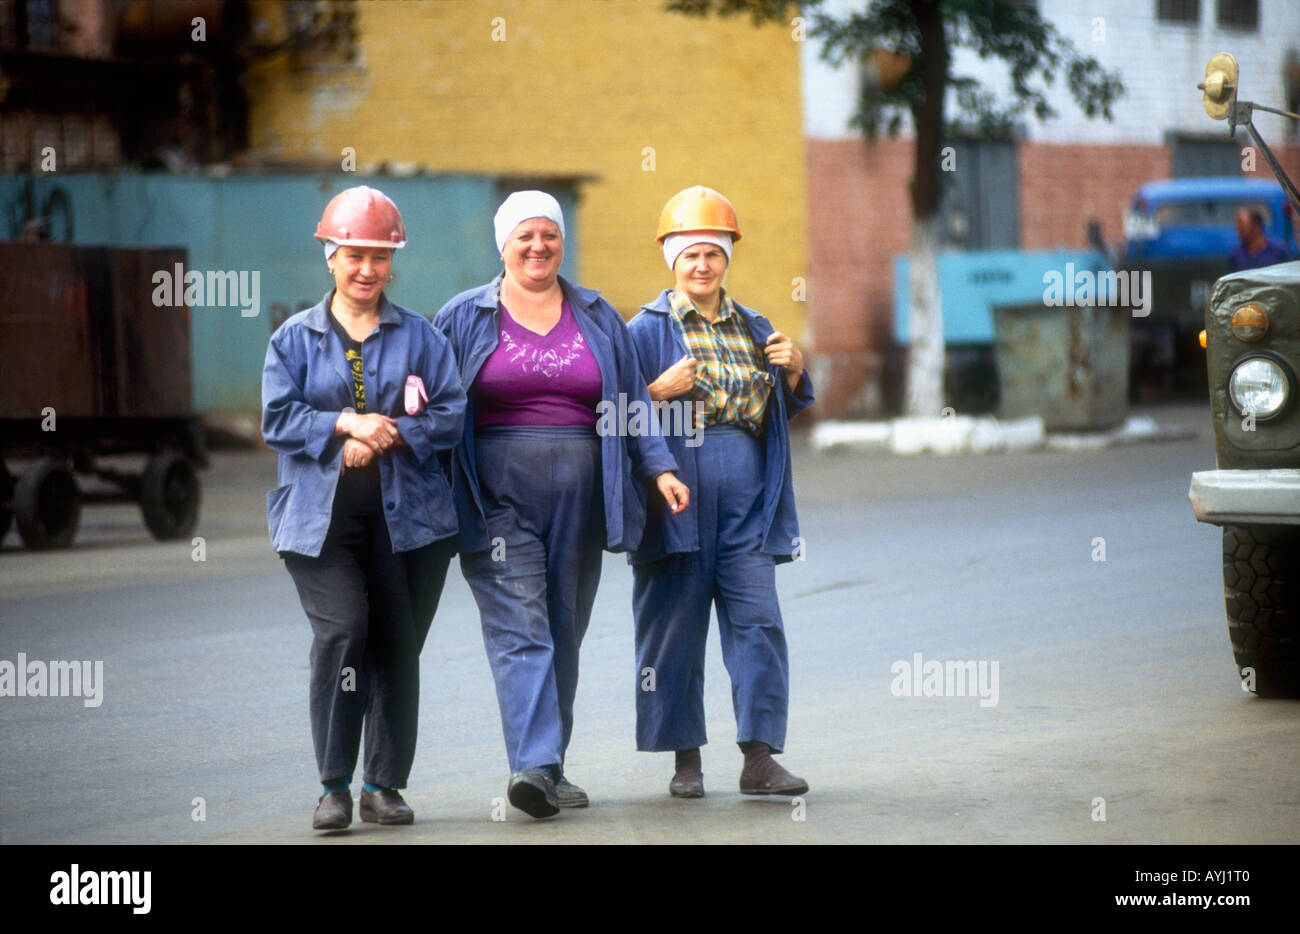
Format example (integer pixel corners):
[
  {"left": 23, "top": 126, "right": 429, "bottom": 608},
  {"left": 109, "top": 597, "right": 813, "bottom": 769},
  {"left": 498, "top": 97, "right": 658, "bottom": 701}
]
[
  {"left": 1222, "top": 524, "right": 1300, "bottom": 697},
  {"left": 0, "top": 460, "right": 14, "bottom": 545},
  {"left": 141, "top": 451, "right": 200, "bottom": 540},
  {"left": 14, "top": 460, "right": 80, "bottom": 550}
]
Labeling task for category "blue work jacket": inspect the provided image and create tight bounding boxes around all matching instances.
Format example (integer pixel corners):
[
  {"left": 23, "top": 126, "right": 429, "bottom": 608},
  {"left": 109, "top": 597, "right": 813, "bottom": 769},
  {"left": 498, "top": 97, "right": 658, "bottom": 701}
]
[
  {"left": 261, "top": 291, "right": 466, "bottom": 557},
  {"left": 433, "top": 274, "right": 678, "bottom": 555},
  {"left": 626, "top": 289, "right": 814, "bottom": 564}
]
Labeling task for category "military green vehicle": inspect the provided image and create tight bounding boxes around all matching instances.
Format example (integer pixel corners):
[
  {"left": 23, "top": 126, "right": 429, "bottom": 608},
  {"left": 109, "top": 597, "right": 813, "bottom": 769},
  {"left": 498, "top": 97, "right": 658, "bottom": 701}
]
[{"left": 1188, "top": 54, "right": 1300, "bottom": 697}]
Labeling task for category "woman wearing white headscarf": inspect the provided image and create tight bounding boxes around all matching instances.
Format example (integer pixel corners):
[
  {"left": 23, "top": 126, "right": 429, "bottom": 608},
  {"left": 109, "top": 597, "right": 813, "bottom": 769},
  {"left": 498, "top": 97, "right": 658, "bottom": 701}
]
[{"left": 434, "top": 191, "right": 689, "bottom": 818}]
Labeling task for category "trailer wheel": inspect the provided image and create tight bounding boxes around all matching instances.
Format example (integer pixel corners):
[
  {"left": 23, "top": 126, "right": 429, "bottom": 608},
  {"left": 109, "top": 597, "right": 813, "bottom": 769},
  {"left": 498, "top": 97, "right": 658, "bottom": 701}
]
[
  {"left": 15, "top": 460, "right": 80, "bottom": 550},
  {"left": 141, "top": 452, "right": 200, "bottom": 540},
  {"left": 1223, "top": 524, "right": 1300, "bottom": 698},
  {"left": 0, "top": 461, "right": 14, "bottom": 545}
]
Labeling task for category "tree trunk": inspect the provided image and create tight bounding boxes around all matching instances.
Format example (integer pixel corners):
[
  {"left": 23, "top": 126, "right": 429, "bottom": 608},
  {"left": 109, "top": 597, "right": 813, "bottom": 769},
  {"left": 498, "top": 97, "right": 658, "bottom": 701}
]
[
  {"left": 904, "top": 215, "right": 944, "bottom": 415},
  {"left": 903, "top": 0, "right": 949, "bottom": 417}
]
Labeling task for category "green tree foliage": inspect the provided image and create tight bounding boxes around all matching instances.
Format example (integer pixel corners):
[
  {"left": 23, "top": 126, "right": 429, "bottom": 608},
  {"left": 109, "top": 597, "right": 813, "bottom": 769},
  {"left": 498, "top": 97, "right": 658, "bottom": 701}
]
[
  {"left": 669, "top": 0, "right": 1125, "bottom": 212},
  {"left": 669, "top": 0, "right": 1124, "bottom": 415}
]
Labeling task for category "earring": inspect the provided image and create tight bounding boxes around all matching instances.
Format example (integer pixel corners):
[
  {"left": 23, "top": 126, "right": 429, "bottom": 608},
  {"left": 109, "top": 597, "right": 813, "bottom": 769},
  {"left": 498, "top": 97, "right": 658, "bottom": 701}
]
[{"left": 387, "top": 273, "right": 394, "bottom": 282}]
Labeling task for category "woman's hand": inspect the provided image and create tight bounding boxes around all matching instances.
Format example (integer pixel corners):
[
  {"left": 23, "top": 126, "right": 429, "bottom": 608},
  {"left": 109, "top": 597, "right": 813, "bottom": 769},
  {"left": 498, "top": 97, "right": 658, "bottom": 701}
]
[
  {"left": 763, "top": 332, "right": 805, "bottom": 392},
  {"left": 648, "top": 355, "right": 696, "bottom": 402},
  {"left": 342, "top": 438, "right": 376, "bottom": 471},
  {"left": 337, "top": 411, "right": 400, "bottom": 452},
  {"left": 655, "top": 472, "right": 690, "bottom": 515}
]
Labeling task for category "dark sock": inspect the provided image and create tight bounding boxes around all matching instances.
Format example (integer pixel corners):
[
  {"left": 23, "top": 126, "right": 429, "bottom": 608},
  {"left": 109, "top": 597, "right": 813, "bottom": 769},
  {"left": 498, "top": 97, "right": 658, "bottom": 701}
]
[
  {"left": 675, "top": 747, "right": 702, "bottom": 772},
  {"left": 322, "top": 779, "right": 349, "bottom": 794},
  {"left": 362, "top": 781, "right": 384, "bottom": 793}
]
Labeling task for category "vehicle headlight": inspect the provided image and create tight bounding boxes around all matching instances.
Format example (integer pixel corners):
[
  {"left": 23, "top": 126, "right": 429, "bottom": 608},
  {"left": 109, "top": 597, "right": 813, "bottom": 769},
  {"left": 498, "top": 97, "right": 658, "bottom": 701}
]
[{"left": 1229, "top": 357, "right": 1290, "bottom": 419}]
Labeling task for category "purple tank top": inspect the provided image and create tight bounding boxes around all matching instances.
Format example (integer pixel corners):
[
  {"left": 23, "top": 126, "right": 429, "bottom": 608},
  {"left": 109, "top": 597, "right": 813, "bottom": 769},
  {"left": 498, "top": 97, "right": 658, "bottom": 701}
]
[{"left": 474, "top": 299, "right": 603, "bottom": 428}]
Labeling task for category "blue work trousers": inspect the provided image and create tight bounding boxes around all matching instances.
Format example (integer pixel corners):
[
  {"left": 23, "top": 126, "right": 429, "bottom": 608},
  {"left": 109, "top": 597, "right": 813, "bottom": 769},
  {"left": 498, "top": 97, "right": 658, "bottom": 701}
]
[
  {"left": 460, "top": 426, "right": 605, "bottom": 773},
  {"left": 633, "top": 425, "right": 790, "bottom": 753}
]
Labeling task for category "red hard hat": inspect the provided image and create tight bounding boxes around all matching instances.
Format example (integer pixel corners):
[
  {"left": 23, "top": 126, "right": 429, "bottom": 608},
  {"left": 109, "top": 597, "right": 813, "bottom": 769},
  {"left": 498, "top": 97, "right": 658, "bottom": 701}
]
[{"left": 313, "top": 186, "right": 407, "bottom": 248}]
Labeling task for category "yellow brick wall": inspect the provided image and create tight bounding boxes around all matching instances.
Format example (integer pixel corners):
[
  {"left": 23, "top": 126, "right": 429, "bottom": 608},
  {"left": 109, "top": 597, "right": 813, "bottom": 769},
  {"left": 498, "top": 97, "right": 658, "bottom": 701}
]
[{"left": 245, "top": 0, "right": 808, "bottom": 338}]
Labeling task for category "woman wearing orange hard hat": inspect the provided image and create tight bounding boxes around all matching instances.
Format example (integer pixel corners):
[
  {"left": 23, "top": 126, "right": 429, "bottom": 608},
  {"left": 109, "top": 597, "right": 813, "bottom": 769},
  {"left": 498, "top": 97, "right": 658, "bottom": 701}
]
[
  {"left": 626, "top": 185, "right": 814, "bottom": 799},
  {"left": 261, "top": 185, "right": 466, "bottom": 831}
]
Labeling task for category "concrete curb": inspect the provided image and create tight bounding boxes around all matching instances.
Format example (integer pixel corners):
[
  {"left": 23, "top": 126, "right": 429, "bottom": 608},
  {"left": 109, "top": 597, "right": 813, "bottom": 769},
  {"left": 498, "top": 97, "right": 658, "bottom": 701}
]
[{"left": 811, "top": 414, "right": 1196, "bottom": 455}]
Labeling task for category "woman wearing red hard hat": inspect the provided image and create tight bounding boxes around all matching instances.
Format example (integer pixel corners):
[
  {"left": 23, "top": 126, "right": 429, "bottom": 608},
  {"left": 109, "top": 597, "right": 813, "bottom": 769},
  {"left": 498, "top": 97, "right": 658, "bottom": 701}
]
[
  {"left": 261, "top": 185, "right": 466, "bottom": 831},
  {"left": 626, "top": 185, "right": 814, "bottom": 799}
]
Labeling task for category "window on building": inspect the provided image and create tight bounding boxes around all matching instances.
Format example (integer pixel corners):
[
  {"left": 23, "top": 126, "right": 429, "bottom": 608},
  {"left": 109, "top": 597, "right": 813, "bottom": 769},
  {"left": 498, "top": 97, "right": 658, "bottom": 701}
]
[
  {"left": 1217, "top": 0, "right": 1259, "bottom": 30},
  {"left": 0, "top": 1, "right": 15, "bottom": 49},
  {"left": 1157, "top": 0, "right": 1200, "bottom": 23},
  {"left": 1169, "top": 135, "right": 1244, "bottom": 177},
  {"left": 2, "top": 0, "right": 60, "bottom": 49},
  {"left": 939, "top": 139, "right": 1020, "bottom": 250}
]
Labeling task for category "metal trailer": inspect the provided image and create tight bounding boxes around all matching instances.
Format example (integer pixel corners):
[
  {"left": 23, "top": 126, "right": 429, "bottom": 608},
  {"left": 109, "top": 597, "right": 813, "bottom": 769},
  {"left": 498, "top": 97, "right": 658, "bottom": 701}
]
[{"left": 0, "top": 242, "right": 206, "bottom": 549}]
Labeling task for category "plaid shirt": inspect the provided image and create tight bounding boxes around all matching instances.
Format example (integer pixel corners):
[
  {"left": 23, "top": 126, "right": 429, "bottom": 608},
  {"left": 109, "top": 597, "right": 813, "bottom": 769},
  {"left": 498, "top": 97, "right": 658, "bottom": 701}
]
[{"left": 669, "top": 288, "right": 775, "bottom": 436}]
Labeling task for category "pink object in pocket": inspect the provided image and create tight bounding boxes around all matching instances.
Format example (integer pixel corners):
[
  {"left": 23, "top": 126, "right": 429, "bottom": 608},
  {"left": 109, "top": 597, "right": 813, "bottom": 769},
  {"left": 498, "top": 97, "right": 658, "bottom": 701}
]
[{"left": 405, "top": 375, "right": 429, "bottom": 415}]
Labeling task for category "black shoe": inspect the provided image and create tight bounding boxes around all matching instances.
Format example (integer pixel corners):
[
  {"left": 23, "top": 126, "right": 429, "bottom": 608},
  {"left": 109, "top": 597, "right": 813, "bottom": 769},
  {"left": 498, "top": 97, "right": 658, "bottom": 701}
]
[
  {"left": 312, "top": 791, "right": 352, "bottom": 830},
  {"left": 359, "top": 787, "right": 414, "bottom": 825},
  {"left": 555, "top": 775, "right": 589, "bottom": 808},
  {"left": 508, "top": 768, "right": 560, "bottom": 818}
]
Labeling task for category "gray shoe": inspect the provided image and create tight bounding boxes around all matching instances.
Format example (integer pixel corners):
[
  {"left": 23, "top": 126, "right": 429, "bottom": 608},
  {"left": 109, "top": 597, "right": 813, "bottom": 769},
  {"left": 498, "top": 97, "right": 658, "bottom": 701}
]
[
  {"left": 312, "top": 791, "right": 352, "bottom": 830},
  {"left": 508, "top": 768, "right": 560, "bottom": 818},
  {"left": 555, "top": 776, "right": 589, "bottom": 808}
]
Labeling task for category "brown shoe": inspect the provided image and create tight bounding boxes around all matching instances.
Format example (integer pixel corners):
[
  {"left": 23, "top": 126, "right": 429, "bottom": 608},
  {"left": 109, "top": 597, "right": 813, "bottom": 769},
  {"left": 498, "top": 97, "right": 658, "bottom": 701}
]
[
  {"left": 738, "top": 742, "right": 809, "bottom": 796},
  {"left": 669, "top": 747, "right": 705, "bottom": 798},
  {"left": 359, "top": 788, "right": 414, "bottom": 825},
  {"left": 312, "top": 791, "right": 353, "bottom": 830}
]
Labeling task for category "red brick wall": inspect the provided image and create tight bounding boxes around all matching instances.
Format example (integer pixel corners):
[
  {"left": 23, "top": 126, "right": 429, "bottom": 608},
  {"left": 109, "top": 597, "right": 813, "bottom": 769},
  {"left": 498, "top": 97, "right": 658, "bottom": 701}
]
[
  {"left": 1019, "top": 142, "right": 1169, "bottom": 252},
  {"left": 806, "top": 137, "right": 914, "bottom": 418}
]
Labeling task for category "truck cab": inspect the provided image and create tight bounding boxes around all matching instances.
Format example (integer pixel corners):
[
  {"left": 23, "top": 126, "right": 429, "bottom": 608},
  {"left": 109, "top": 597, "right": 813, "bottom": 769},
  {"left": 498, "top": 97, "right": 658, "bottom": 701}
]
[{"left": 1124, "top": 177, "right": 1297, "bottom": 394}]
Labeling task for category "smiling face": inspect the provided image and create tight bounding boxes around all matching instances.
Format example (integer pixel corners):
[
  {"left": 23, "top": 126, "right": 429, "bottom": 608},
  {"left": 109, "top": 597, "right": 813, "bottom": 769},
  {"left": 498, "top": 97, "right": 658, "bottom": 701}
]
[
  {"left": 503, "top": 217, "right": 564, "bottom": 289},
  {"left": 329, "top": 246, "right": 392, "bottom": 308},
  {"left": 673, "top": 241, "right": 729, "bottom": 306}
]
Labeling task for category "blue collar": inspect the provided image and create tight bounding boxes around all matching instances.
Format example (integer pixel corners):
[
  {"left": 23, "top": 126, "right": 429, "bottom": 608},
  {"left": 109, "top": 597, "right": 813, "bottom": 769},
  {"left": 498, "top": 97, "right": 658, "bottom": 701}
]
[{"left": 302, "top": 290, "right": 402, "bottom": 332}]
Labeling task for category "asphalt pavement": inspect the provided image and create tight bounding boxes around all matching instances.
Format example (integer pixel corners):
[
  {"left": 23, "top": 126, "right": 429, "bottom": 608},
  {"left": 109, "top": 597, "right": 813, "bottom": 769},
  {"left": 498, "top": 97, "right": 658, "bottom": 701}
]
[{"left": 2, "top": 403, "right": 1298, "bottom": 844}]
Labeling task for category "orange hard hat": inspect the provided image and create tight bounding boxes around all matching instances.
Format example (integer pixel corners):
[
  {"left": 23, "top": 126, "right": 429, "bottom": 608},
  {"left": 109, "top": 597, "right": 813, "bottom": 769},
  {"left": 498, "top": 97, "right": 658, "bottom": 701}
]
[
  {"left": 655, "top": 186, "right": 741, "bottom": 244},
  {"left": 314, "top": 186, "right": 407, "bottom": 248}
]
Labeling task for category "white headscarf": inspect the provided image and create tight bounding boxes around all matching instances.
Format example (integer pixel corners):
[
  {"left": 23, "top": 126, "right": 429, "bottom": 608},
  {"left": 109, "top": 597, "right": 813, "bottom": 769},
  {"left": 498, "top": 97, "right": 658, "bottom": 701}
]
[
  {"left": 662, "top": 232, "right": 733, "bottom": 271},
  {"left": 494, "top": 191, "right": 566, "bottom": 253}
]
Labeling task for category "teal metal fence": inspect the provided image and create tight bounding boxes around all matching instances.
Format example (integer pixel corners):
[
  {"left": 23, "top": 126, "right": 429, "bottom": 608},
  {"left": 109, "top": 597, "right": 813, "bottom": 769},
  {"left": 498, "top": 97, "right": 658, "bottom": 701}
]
[{"left": 1, "top": 173, "right": 579, "bottom": 414}]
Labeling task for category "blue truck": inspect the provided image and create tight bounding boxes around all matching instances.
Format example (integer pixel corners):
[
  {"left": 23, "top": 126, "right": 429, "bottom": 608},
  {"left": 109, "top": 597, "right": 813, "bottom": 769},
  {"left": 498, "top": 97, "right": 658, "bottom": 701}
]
[{"left": 1123, "top": 177, "right": 1298, "bottom": 391}]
